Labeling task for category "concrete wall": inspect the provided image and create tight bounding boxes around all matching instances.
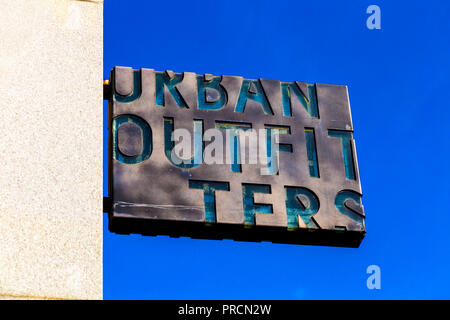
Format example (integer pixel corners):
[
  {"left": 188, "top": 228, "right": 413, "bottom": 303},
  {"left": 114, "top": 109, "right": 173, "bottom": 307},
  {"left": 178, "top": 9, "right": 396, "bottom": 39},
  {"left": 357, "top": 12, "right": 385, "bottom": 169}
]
[{"left": 0, "top": 0, "right": 103, "bottom": 299}]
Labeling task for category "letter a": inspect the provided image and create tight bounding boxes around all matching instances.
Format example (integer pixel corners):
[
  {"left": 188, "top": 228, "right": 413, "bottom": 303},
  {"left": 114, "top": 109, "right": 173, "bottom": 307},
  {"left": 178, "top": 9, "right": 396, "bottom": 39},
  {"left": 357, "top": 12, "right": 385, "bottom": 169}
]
[
  {"left": 366, "top": 265, "right": 381, "bottom": 289},
  {"left": 366, "top": 5, "right": 381, "bottom": 30}
]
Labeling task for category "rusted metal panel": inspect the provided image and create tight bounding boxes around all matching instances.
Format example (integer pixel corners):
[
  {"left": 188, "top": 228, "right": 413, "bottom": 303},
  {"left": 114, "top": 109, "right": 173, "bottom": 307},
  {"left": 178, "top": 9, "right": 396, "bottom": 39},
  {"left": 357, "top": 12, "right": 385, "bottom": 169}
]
[{"left": 106, "top": 66, "right": 365, "bottom": 247}]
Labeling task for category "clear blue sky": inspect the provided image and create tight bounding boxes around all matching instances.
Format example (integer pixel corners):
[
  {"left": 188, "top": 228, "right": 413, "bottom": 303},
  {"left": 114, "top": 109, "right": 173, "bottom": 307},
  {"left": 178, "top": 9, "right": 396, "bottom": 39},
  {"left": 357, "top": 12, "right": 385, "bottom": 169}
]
[{"left": 103, "top": 0, "right": 450, "bottom": 299}]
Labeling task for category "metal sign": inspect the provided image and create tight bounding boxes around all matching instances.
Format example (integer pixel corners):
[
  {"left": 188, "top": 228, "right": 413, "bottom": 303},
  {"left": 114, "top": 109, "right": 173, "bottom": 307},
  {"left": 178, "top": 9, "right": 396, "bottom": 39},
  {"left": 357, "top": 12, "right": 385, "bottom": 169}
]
[{"left": 106, "top": 66, "right": 365, "bottom": 247}]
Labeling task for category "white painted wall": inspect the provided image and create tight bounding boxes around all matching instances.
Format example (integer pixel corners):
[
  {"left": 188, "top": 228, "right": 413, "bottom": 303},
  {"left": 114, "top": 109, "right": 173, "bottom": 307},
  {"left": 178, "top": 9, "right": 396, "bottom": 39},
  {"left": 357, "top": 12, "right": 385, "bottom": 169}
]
[{"left": 0, "top": 0, "right": 103, "bottom": 299}]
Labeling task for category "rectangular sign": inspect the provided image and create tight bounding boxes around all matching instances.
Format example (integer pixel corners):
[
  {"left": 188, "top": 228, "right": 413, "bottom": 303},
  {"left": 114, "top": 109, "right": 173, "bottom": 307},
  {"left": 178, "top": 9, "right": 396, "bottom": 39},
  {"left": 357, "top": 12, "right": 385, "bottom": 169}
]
[{"left": 106, "top": 66, "right": 365, "bottom": 247}]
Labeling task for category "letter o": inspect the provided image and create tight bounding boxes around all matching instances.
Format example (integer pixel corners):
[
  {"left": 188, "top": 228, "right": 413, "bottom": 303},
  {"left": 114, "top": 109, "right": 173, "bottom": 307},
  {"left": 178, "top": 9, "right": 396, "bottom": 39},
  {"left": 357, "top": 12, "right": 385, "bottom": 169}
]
[{"left": 112, "top": 114, "right": 152, "bottom": 164}]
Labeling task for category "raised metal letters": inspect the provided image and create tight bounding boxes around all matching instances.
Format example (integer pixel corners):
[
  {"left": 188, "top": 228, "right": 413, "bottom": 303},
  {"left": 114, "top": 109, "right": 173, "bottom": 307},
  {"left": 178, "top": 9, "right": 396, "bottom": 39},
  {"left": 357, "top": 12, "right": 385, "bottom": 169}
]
[{"left": 107, "top": 66, "right": 365, "bottom": 247}]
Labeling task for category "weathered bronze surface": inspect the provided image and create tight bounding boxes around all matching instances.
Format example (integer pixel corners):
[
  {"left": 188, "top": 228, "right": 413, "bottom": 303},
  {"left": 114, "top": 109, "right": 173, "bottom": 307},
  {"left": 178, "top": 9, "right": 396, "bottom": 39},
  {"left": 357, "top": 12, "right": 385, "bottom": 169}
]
[{"left": 106, "top": 66, "right": 365, "bottom": 247}]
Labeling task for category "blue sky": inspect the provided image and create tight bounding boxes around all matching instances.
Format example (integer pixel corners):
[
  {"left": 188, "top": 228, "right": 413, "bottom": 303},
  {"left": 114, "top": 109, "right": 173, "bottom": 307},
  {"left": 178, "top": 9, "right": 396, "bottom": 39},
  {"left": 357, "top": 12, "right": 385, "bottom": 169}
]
[{"left": 103, "top": 0, "right": 450, "bottom": 299}]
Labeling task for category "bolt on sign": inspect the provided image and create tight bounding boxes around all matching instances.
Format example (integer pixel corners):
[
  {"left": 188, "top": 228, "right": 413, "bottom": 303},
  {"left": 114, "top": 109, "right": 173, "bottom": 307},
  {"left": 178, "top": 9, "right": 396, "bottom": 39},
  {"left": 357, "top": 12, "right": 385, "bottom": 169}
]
[{"left": 106, "top": 66, "right": 365, "bottom": 247}]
